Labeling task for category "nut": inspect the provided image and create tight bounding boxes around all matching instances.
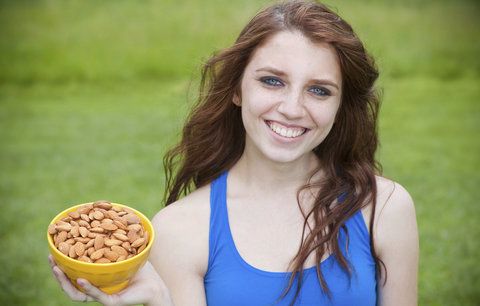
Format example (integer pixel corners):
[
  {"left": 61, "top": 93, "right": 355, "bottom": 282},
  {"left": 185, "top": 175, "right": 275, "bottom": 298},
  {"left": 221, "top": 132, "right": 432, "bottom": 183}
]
[{"left": 50, "top": 201, "right": 149, "bottom": 263}]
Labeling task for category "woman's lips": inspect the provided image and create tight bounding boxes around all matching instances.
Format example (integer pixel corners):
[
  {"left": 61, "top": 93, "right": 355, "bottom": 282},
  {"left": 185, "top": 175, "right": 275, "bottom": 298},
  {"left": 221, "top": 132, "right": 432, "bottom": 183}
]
[{"left": 265, "top": 120, "right": 308, "bottom": 139}]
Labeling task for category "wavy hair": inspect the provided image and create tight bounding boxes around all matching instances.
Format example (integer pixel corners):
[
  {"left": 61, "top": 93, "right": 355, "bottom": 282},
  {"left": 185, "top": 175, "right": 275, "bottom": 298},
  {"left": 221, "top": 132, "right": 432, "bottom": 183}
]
[{"left": 163, "top": 0, "right": 385, "bottom": 304}]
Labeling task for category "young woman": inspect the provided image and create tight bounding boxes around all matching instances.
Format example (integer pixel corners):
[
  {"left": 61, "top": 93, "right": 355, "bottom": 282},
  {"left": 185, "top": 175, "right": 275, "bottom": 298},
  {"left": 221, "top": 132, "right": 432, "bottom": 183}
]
[{"left": 49, "top": 1, "right": 419, "bottom": 305}]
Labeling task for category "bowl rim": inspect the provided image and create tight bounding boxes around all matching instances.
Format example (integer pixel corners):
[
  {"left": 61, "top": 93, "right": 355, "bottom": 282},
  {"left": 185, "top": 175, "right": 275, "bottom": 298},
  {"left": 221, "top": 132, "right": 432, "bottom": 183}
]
[{"left": 47, "top": 202, "right": 155, "bottom": 267}]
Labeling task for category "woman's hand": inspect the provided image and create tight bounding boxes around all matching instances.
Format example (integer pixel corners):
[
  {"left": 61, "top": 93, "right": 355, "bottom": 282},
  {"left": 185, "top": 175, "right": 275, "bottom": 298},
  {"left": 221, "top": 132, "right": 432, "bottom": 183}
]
[{"left": 48, "top": 255, "right": 174, "bottom": 306}]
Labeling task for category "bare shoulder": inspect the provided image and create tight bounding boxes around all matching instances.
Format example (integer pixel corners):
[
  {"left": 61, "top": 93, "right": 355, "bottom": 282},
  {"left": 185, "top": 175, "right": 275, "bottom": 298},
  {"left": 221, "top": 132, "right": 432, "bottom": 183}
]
[
  {"left": 367, "top": 177, "right": 419, "bottom": 304},
  {"left": 362, "top": 176, "right": 418, "bottom": 256},
  {"left": 150, "top": 184, "right": 211, "bottom": 276}
]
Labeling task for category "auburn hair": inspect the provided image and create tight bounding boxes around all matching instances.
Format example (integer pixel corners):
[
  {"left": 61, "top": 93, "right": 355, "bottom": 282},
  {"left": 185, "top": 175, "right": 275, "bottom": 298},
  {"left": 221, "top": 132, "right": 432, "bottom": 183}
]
[{"left": 163, "top": 0, "right": 385, "bottom": 304}]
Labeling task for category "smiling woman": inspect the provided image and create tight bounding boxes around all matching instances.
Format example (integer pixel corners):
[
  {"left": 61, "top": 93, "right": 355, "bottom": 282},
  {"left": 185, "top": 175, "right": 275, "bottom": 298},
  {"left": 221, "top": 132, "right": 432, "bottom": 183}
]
[
  {"left": 238, "top": 32, "right": 342, "bottom": 163},
  {"left": 49, "top": 1, "right": 419, "bottom": 305}
]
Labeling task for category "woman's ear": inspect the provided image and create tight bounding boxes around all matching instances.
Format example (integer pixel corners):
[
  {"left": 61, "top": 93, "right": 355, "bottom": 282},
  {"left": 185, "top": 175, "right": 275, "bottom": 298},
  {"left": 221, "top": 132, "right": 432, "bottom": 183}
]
[{"left": 233, "top": 93, "right": 241, "bottom": 106}]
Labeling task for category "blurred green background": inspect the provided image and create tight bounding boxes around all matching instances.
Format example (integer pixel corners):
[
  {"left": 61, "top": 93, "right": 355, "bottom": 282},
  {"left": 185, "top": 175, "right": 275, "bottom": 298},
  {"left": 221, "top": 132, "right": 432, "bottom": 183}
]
[{"left": 0, "top": 0, "right": 478, "bottom": 305}]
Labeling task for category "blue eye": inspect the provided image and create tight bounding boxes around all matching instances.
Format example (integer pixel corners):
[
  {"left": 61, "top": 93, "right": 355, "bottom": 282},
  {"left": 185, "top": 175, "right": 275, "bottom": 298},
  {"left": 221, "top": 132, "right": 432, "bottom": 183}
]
[
  {"left": 309, "top": 86, "right": 330, "bottom": 97},
  {"left": 260, "top": 77, "right": 283, "bottom": 86}
]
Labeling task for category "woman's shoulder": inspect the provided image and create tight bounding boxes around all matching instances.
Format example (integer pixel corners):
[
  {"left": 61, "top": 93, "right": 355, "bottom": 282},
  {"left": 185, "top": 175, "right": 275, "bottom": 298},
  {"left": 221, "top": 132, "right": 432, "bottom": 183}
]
[
  {"left": 151, "top": 184, "right": 211, "bottom": 276},
  {"left": 361, "top": 176, "right": 416, "bottom": 233},
  {"left": 362, "top": 175, "right": 418, "bottom": 255},
  {"left": 374, "top": 175, "right": 415, "bottom": 220},
  {"left": 154, "top": 184, "right": 211, "bottom": 224}
]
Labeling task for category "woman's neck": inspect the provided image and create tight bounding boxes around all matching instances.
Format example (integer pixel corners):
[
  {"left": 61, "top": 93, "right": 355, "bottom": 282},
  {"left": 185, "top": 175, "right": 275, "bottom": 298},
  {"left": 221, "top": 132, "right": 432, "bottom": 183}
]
[{"left": 230, "top": 146, "right": 321, "bottom": 197}]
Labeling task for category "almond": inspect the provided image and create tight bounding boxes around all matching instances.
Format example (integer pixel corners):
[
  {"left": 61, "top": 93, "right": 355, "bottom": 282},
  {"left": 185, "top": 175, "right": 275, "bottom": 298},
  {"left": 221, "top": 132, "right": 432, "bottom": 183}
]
[
  {"left": 125, "top": 213, "right": 140, "bottom": 224},
  {"left": 93, "top": 211, "right": 104, "bottom": 220},
  {"left": 56, "top": 231, "right": 67, "bottom": 244},
  {"left": 87, "top": 246, "right": 95, "bottom": 256},
  {"left": 104, "top": 238, "right": 123, "bottom": 247},
  {"left": 69, "top": 245, "right": 78, "bottom": 258},
  {"left": 68, "top": 211, "right": 80, "bottom": 219},
  {"left": 78, "top": 204, "right": 92, "bottom": 215},
  {"left": 94, "top": 201, "right": 112, "bottom": 210},
  {"left": 112, "top": 206, "right": 123, "bottom": 212},
  {"left": 71, "top": 225, "right": 79, "bottom": 237},
  {"left": 51, "top": 201, "right": 148, "bottom": 263},
  {"left": 78, "top": 256, "right": 92, "bottom": 263},
  {"left": 104, "top": 249, "right": 119, "bottom": 261},
  {"left": 56, "top": 223, "right": 72, "bottom": 232},
  {"left": 127, "top": 224, "right": 142, "bottom": 232},
  {"left": 79, "top": 226, "right": 89, "bottom": 238},
  {"left": 85, "top": 238, "right": 95, "bottom": 249},
  {"left": 127, "top": 230, "right": 139, "bottom": 244},
  {"left": 105, "top": 210, "right": 118, "bottom": 219},
  {"left": 58, "top": 242, "right": 70, "bottom": 255},
  {"left": 90, "top": 227, "right": 104, "bottom": 233},
  {"left": 74, "top": 237, "right": 90, "bottom": 243},
  {"left": 137, "top": 243, "right": 146, "bottom": 254},
  {"left": 48, "top": 224, "right": 57, "bottom": 235},
  {"left": 131, "top": 237, "right": 145, "bottom": 248},
  {"left": 95, "top": 257, "right": 111, "bottom": 263},
  {"left": 94, "top": 235, "right": 104, "bottom": 250},
  {"left": 101, "top": 218, "right": 113, "bottom": 224},
  {"left": 65, "top": 238, "right": 75, "bottom": 245},
  {"left": 74, "top": 242, "right": 85, "bottom": 257},
  {"left": 111, "top": 245, "right": 128, "bottom": 257},
  {"left": 90, "top": 248, "right": 104, "bottom": 260},
  {"left": 121, "top": 241, "right": 131, "bottom": 252},
  {"left": 113, "top": 233, "right": 129, "bottom": 242},
  {"left": 113, "top": 220, "right": 127, "bottom": 230},
  {"left": 114, "top": 229, "right": 127, "bottom": 235},
  {"left": 78, "top": 220, "right": 90, "bottom": 228},
  {"left": 100, "top": 223, "right": 118, "bottom": 231}
]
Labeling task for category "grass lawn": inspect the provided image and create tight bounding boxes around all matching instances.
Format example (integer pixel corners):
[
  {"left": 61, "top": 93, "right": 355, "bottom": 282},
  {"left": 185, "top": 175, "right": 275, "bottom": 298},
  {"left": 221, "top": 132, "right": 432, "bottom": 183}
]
[{"left": 1, "top": 0, "right": 479, "bottom": 305}]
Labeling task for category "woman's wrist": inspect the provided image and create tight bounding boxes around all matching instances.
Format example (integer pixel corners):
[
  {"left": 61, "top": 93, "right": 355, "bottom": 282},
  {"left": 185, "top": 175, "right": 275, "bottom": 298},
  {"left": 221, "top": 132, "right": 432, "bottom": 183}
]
[{"left": 144, "top": 282, "right": 174, "bottom": 306}]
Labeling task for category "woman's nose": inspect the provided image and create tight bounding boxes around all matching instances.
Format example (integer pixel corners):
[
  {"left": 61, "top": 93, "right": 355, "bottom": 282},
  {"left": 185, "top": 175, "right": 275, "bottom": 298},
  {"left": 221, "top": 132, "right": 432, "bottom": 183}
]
[{"left": 276, "top": 89, "right": 305, "bottom": 119}]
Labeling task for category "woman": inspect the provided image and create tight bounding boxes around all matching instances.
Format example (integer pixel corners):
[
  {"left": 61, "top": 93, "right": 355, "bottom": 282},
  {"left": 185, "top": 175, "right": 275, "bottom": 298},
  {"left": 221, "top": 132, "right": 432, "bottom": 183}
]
[{"left": 49, "top": 1, "right": 419, "bottom": 305}]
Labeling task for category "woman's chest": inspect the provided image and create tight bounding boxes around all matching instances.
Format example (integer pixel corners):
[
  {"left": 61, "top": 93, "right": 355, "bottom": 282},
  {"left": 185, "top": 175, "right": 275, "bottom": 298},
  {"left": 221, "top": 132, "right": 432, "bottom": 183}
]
[{"left": 227, "top": 197, "right": 322, "bottom": 272}]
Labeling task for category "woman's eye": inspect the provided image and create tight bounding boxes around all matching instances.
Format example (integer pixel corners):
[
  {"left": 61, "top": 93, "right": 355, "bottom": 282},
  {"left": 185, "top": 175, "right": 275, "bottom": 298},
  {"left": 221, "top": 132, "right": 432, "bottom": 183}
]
[
  {"left": 260, "top": 77, "right": 283, "bottom": 87},
  {"left": 309, "top": 86, "right": 330, "bottom": 97}
]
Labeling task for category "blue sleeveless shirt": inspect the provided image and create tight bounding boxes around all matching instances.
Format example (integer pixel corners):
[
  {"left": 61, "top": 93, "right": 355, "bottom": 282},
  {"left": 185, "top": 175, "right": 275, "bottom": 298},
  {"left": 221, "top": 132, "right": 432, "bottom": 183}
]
[{"left": 204, "top": 172, "right": 377, "bottom": 305}]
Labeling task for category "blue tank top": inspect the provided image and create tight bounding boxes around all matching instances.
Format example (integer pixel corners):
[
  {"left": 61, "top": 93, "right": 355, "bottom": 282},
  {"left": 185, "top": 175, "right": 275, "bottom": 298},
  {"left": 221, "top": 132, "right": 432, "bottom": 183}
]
[{"left": 204, "top": 171, "right": 377, "bottom": 305}]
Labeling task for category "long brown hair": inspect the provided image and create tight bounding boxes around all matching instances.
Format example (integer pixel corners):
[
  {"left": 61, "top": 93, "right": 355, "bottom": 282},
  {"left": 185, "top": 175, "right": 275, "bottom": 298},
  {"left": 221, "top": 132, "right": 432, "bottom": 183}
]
[{"left": 163, "top": 0, "right": 385, "bottom": 304}]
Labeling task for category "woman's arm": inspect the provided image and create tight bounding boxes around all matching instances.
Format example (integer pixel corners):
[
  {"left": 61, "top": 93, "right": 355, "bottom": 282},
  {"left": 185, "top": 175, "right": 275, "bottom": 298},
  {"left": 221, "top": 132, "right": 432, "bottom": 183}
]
[
  {"left": 149, "top": 198, "right": 209, "bottom": 306},
  {"left": 375, "top": 181, "right": 419, "bottom": 306}
]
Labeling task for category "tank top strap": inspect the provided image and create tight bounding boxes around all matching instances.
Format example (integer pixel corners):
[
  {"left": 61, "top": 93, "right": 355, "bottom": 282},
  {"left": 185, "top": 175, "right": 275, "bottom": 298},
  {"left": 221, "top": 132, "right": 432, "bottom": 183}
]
[{"left": 207, "top": 171, "right": 230, "bottom": 270}]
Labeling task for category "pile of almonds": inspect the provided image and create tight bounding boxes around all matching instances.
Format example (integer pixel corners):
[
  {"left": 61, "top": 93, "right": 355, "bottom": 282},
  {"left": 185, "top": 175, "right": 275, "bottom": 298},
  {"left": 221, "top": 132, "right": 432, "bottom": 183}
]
[{"left": 49, "top": 201, "right": 149, "bottom": 263}]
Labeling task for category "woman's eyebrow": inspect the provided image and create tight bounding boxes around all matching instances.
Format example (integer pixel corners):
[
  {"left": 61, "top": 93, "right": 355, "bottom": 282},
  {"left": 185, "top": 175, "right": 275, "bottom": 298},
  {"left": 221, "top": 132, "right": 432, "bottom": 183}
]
[
  {"left": 255, "top": 66, "right": 339, "bottom": 90},
  {"left": 255, "top": 66, "right": 287, "bottom": 77},
  {"left": 311, "top": 78, "right": 340, "bottom": 90}
]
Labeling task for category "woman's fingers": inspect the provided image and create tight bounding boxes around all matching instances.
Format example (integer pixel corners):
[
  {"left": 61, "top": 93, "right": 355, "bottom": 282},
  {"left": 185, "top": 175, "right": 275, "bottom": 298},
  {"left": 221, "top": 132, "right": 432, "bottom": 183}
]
[
  {"left": 77, "top": 278, "right": 121, "bottom": 306},
  {"left": 48, "top": 255, "right": 94, "bottom": 302}
]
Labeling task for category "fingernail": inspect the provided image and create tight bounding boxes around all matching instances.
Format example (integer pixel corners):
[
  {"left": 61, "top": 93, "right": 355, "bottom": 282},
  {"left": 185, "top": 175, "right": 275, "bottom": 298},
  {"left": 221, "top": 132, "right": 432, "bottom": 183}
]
[{"left": 77, "top": 279, "right": 85, "bottom": 287}]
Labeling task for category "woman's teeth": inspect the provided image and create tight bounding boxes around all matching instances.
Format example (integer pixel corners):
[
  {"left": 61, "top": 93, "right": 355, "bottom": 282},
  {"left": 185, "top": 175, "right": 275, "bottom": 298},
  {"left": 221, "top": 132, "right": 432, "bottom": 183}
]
[{"left": 267, "top": 121, "right": 306, "bottom": 138}]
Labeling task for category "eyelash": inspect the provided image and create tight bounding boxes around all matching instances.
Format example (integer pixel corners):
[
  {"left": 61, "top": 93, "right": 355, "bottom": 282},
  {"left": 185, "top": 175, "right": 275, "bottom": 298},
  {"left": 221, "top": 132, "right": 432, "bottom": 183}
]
[{"left": 259, "top": 77, "right": 331, "bottom": 97}]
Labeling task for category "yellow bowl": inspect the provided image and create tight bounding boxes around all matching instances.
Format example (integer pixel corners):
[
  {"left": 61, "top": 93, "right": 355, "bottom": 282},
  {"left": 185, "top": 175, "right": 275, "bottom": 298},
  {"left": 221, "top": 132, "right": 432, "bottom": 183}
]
[{"left": 47, "top": 202, "right": 155, "bottom": 294}]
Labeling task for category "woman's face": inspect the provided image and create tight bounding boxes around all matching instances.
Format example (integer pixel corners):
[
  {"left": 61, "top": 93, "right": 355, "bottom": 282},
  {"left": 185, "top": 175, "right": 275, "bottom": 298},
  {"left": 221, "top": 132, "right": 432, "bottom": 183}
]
[{"left": 238, "top": 30, "right": 342, "bottom": 164}]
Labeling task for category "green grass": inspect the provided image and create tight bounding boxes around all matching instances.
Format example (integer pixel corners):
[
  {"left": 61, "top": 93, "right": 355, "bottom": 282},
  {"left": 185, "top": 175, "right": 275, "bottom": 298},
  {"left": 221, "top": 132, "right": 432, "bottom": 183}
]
[{"left": 0, "top": 0, "right": 479, "bottom": 305}]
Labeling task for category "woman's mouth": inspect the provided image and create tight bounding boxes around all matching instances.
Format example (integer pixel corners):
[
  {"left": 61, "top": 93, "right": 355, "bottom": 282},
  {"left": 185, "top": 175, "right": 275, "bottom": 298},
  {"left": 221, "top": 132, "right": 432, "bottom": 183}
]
[{"left": 265, "top": 120, "right": 308, "bottom": 138}]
